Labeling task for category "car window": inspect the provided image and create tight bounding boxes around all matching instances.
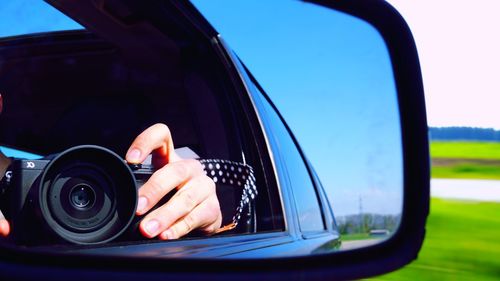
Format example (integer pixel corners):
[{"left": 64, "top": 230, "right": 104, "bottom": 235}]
[
  {"left": 0, "top": 0, "right": 284, "bottom": 250},
  {"left": 0, "top": 1, "right": 82, "bottom": 37}
]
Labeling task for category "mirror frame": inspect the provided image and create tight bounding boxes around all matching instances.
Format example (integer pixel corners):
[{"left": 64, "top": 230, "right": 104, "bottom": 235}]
[{"left": 0, "top": 0, "right": 429, "bottom": 280}]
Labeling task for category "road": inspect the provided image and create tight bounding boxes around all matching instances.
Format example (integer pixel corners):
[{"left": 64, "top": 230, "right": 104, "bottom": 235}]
[
  {"left": 340, "top": 239, "right": 383, "bottom": 251},
  {"left": 431, "top": 179, "right": 500, "bottom": 202}
]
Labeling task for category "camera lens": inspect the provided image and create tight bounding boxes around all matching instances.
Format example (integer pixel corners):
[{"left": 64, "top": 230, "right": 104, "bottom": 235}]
[
  {"left": 69, "top": 184, "right": 95, "bottom": 209},
  {"left": 38, "top": 145, "right": 137, "bottom": 245}
]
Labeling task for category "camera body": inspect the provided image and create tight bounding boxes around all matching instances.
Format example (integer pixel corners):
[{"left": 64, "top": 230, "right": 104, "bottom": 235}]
[{"left": 0, "top": 145, "right": 154, "bottom": 246}]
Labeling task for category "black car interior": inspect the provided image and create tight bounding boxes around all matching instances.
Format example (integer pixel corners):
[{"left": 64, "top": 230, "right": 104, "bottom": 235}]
[{"left": 0, "top": 31, "right": 221, "bottom": 157}]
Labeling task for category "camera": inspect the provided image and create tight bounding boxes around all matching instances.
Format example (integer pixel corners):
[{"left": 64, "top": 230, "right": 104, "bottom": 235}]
[{"left": 0, "top": 145, "right": 155, "bottom": 246}]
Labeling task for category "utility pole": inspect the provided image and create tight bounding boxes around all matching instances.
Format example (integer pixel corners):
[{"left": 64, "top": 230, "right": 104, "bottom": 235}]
[{"left": 359, "top": 195, "right": 364, "bottom": 233}]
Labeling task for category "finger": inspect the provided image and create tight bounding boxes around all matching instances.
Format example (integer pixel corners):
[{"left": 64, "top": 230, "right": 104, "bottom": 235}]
[
  {"left": 139, "top": 176, "right": 215, "bottom": 238},
  {"left": 0, "top": 210, "right": 10, "bottom": 237},
  {"left": 0, "top": 220, "right": 9, "bottom": 237},
  {"left": 136, "top": 159, "right": 204, "bottom": 215},
  {"left": 159, "top": 194, "right": 222, "bottom": 240},
  {"left": 125, "top": 123, "right": 180, "bottom": 164}
]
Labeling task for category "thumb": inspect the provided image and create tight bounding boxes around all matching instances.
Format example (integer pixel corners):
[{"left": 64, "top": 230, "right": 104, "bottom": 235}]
[{"left": 0, "top": 210, "right": 10, "bottom": 237}]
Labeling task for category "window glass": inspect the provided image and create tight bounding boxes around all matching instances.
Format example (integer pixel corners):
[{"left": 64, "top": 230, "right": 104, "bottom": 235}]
[
  {"left": 0, "top": 146, "right": 41, "bottom": 159},
  {"left": 0, "top": 1, "right": 82, "bottom": 37}
]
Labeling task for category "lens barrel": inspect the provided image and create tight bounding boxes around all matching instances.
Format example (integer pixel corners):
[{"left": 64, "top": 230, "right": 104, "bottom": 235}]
[{"left": 38, "top": 145, "right": 137, "bottom": 245}]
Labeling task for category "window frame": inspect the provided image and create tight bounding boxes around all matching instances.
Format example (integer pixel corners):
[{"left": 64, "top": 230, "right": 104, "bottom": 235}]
[
  {"left": 223, "top": 43, "right": 339, "bottom": 240},
  {"left": 243, "top": 71, "right": 326, "bottom": 234}
]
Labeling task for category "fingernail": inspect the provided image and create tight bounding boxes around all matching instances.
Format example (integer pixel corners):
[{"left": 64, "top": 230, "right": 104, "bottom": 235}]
[
  {"left": 137, "top": 196, "right": 147, "bottom": 214},
  {"left": 145, "top": 220, "right": 160, "bottom": 236},
  {"left": 127, "top": 148, "right": 141, "bottom": 162}
]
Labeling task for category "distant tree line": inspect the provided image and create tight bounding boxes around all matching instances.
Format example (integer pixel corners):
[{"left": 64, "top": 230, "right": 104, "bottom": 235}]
[
  {"left": 336, "top": 213, "right": 400, "bottom": 235},
  {"left": 429, "top": 127, "right": 500, "bottom": 141}
]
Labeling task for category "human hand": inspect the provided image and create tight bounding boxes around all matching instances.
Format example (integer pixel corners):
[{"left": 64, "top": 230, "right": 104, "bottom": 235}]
[{"left": 125, "top": 123, "right": 222, "bottom": 239}]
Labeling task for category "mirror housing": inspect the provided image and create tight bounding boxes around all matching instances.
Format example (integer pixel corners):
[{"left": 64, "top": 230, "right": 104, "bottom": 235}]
[{"left": 0, "top": 0, "right": 429, "bottom": 280}]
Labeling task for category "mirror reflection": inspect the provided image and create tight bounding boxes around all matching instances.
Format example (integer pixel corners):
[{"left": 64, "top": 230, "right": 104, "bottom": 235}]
[{"left": 0, "top": 0, "right": 401, "bottom": 257}]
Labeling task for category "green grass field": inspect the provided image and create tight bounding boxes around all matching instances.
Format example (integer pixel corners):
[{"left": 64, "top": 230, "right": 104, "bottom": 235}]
[
  {"left": 431, "top": 141, "right": 500, "bottom": 159},
  {"left": 340, "top": 233, "right": 371, "bottom": 241},
  {"left": 369, "top": 141, "right": 500, "bottom": 280},
  {"left": 431, "top": 141, "right": 500, "bottom": 180},
  {"left": 371, "top": 199, "right": 500, "bottom": 281}
]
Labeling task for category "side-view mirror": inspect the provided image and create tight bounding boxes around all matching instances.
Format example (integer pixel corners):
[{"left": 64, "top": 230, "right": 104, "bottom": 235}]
[{"left": 0, "top": 0, "right": 428, "bottom": 280}]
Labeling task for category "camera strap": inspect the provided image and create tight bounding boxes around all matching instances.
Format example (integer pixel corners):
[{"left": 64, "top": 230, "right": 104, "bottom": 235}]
[{"left": 199, "top": 159, "right": 257, "bottom": 234}]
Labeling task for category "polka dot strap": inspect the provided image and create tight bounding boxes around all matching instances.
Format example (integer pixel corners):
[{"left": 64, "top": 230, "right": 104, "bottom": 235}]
[{"left": 199, "top": 159, "right": 257, "bottom": 232}]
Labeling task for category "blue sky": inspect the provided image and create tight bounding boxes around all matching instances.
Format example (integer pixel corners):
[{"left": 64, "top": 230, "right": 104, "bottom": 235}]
[{"left": 0, "top": 1, "right": 403, "bottom": 216}]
